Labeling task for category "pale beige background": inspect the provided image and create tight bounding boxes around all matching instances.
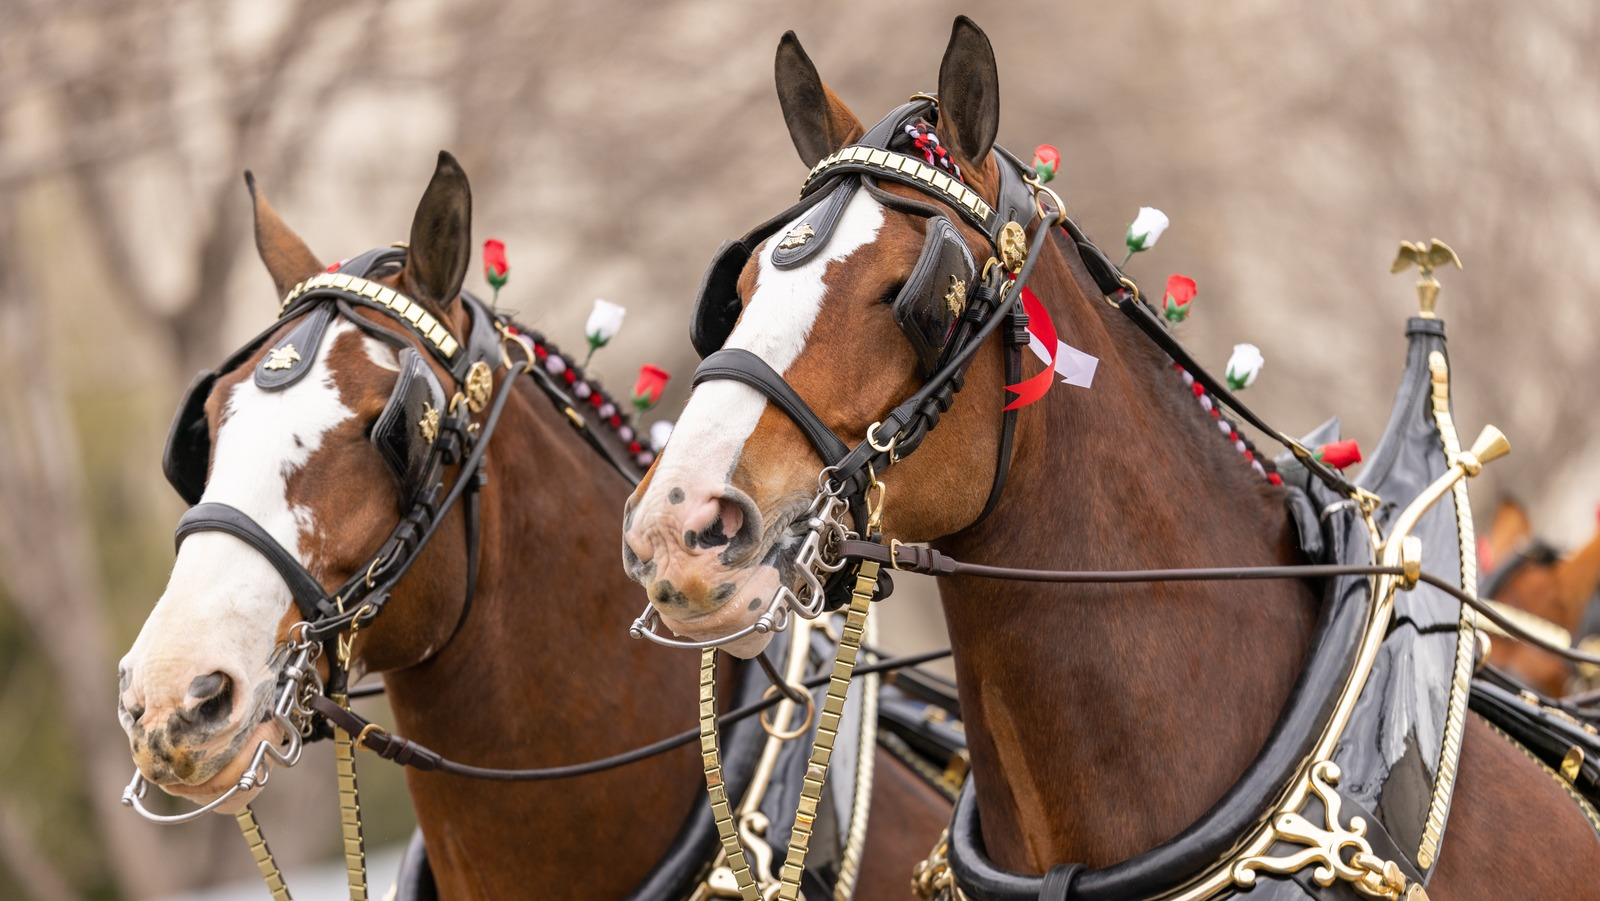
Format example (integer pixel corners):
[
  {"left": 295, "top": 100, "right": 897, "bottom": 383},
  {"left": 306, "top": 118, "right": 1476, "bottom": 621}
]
[{"left": 3, "top": 1, "right": 1599, "bottom": 897}]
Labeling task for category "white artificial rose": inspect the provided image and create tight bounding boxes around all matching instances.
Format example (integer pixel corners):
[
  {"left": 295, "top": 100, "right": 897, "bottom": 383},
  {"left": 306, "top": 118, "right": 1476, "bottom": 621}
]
[
  {"left": 1225, "top": 343, "right": 1265, "bottom": 391},
  {"left": 585, "top": 299, "right": 627, "bottom": 345},
  {"left": 1125, "top": 207, "right": 1170, "bottom": 252},
  {"left": 650, "top": 419, "right": 674, "bottom": 452}
]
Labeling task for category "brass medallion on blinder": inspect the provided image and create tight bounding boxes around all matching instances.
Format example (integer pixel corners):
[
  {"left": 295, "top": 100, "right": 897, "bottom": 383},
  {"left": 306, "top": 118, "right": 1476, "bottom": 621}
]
[{"left": 465, "top": 361, "right": 493, "bottom": 413}]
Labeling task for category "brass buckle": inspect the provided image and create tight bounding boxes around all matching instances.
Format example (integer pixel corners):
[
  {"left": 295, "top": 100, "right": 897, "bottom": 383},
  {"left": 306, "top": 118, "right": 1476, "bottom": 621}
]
[
  {"left": 889, "top": 538, "right": 907, "bottom": 571},
  {"left": 866, "top": 421, "right": 902, "bottom": 464},
  {"left": 1108, "top": 274, "right": 1140, "bottom": 309}
]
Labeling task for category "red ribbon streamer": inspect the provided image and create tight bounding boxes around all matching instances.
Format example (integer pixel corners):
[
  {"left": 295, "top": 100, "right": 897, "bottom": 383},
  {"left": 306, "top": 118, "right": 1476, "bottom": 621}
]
[{"left": 1003, "top": 287, "right": 1058, "bottom": 410}]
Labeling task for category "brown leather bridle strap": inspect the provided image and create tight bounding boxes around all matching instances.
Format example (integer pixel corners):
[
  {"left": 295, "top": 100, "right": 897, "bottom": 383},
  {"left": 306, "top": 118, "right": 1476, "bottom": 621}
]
[{"left": 835, "top": 539, "right": 1600, "bottom": 669}]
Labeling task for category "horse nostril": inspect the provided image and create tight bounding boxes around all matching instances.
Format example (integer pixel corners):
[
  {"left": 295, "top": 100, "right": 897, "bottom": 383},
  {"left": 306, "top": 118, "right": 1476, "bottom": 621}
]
[
  {"left": 691, "top": 493, "right": 761, "bottom": 560},
  {"left": 186, "top": 671, "right": 235, "bottom": 724}
]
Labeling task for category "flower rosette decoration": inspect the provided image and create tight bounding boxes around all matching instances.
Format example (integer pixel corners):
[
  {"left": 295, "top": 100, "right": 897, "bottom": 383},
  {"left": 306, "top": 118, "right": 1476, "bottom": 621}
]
[
  {"left": 1031, "top": 144, "right": 1060, "bottom": 183},
  {"left": 650, "top": 419, "right": 674, "bottom": 453},
  {"left": 1163, "top": 274, "right": 1197, "bottom": 324},
  {"left": 1224, "top": 343, "right": 1264, "bottom": 392},
  {"left": 627, "top": 364, "right": 671, "bottom": 465},
  {"left": 585, "top": 299, "right": 626, "bottom": 366},
  {"left": 483, "top": 239, "right": 509, "bottom": 305},
  {"left": 1122, "top": 206, "right": 1168, "bottom": 267},
  {"left": 632, "top": 364, "right": 669, "bottom": 418},
  {"left": 1313, "top": 439, "right": 1362, "bottom": 470}
]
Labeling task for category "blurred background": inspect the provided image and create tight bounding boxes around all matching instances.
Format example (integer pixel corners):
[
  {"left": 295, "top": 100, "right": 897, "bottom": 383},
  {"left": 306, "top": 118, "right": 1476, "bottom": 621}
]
[{"left": 4, "top": 0, "right": 1600, "bottom": 897}]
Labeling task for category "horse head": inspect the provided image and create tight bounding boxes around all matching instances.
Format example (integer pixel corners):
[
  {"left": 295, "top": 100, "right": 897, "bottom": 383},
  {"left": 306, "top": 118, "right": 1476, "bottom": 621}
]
[
  {"left": 118, "top": 153, "right": 483, "bottom": 807},
  {"left": 1483, "top": 498, "right": 1600, "bottom": 694},
  {"left": 622, "top": 18, "right": 1063, "bottom": 656}
]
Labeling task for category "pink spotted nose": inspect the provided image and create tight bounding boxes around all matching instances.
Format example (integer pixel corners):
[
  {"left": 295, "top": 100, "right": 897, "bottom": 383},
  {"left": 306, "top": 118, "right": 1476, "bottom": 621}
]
[{"left": 622, "top": 483, "right": 763, "bottom": 617}]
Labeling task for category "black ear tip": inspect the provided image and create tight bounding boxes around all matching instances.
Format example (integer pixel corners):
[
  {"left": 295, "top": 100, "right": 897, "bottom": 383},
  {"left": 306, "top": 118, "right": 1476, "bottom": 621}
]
[
  {"left": 779, "top": 30, "right": 800, "bottom": 47},
  {"left": 243, "top": 170, "right": 257, "bottom": 197},
  {"left": 950, "top": 16, "right": 992, "bottom": 49},
  {"left": 435, "top": 150, "right": 463, "bottom": 173}
]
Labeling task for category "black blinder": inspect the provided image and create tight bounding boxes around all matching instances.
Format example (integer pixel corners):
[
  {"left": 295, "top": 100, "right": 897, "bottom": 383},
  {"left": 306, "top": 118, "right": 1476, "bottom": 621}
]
[
  {"left": 163, "top": 370, "right": 219, "bottom": 506},
  {"left": 891, "top": 216, "right": 977, "bottom": 376},
  {"left": 690, "top": 238, "right": 754, "bottom": 359},
  {"left": 371, "top": 347, "right": 446, "bottom": 505}
]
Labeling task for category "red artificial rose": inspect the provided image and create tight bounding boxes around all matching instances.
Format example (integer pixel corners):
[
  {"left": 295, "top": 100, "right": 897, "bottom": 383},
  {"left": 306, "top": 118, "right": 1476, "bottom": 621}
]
[
  {"left": 632, "top": 364, "right": 670, "bottom": 412},
  {"left": 1032, "top": 144, "right": 1061, "bottom": 182},
  {"left": 1163, "top": 274, "right": 1197, "bottom": 323},
  {"left": 483, "top": 239, "right": 509, "bottom": 289},
  {"left": 1317, "top": 440, "right": 1363, "bottom": 470}
]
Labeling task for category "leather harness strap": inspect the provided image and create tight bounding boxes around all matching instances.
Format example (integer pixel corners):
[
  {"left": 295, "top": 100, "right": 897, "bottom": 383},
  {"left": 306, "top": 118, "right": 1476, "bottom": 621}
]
[
  {"left": 1041, "top": 864, "right": 1085, "bottom": 901},
  {"left": 693, "top": 349, "right": 851, "bottom": 466},
  {"left": 838, "top": 537, "right": 1600, "bottom": 669}
]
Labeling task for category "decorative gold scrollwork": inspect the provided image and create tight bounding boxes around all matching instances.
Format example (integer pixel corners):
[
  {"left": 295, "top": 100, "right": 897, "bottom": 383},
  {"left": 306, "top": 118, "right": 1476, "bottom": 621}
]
[
  {"left": 464, "top": 360, "right": 493, "bottom": 413},
  {"left": 945, "top": 275, "right": 968, "bottom": 318},
  {"left": 778, "top": 223, "right": 815, "bottom": 250},
  {"left": 418, "top": 403, "right": 440, "bottom": 444},
  {"left": 998, "top": 222, "right": 1027, "bottom": 274},
  {"left": 263, "top": 344, "right": 301, "bottom": 371},
  {"left": 912, "top": 830, "right": 969, "bottom": 901},
  {"left": 1232, "top": 760, "right": 1411, "bottom": 900}
]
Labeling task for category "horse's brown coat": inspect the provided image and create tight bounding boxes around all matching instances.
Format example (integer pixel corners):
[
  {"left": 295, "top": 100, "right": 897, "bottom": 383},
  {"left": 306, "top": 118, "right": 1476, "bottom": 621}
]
[
  {"left": 129, "top": 160, "right": 948, "bottom": 900},
  {"left": 634, "top": 18, "right": 1600, "bottom": 896},
  {"left": 1483, "top": 499, "right": 1600, "bottom": 696}
]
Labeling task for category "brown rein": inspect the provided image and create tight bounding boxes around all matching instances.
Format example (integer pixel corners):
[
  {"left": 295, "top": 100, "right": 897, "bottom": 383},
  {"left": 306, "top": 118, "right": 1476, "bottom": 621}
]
[
  {"left": 314, "top": 547, "right": 1600, "bottom": 784},
  {"left": 307, "top": 648, "right": 952, "bottom": 781},
  {"left": 839, "top": 538, "right": 1600, "bottom": 670}
]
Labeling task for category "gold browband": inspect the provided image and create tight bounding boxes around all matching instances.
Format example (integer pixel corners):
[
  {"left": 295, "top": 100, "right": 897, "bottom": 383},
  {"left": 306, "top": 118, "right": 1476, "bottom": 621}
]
[
  {"left": 801, "top": 146, "right": 994, "bottom": 225},
  {"left": 279, "top": 272, "right": 460, "bottom": 360}
]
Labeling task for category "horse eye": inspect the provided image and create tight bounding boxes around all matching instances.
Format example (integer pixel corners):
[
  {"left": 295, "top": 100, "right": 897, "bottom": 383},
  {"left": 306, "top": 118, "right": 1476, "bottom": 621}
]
[{"left": 879, "top": 283, "right": 905, "bottom": 305}]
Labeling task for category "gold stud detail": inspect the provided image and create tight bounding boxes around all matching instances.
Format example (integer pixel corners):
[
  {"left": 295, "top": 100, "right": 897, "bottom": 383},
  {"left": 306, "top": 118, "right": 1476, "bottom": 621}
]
[{"left": 263, "top": 344, "right": 301, "bottom": 371}]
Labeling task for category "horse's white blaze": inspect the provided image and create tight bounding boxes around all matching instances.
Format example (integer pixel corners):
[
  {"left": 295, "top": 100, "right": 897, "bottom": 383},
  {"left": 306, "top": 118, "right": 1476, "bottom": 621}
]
[
  {"left": 121, "top": 320, "right": 358, "bottom": 716},
  {"left": 361, "top": 334, "right": 400, "bottom": 372},
  {"left": 648, "top": 192, "right": 886, "bottom": 491}
]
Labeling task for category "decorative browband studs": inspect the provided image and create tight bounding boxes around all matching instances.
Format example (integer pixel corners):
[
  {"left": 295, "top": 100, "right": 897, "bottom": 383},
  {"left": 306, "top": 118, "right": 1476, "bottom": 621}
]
[
  {"left": 279, "top": 272, "right": 460, "bottom": 360},
  {"left": 801, "top": 146, "right": 994, "bottom": 224}
]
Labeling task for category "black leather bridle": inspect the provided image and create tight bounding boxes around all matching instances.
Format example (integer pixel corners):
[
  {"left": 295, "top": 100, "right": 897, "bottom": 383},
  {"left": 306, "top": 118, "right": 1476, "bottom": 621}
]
[
  {"left": 657, "top": 96, "right": 1366, "bottom": 646},
  {"left": 166, "top": 248, "right": 640, "bottom": 706}
]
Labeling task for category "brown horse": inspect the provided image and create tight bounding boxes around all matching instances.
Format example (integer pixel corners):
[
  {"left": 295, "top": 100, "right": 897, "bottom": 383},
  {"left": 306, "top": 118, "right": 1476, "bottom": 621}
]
[
  {"left": 1481, "top": 499, "right": 1600, "bottom": 696},
  {"left": 623, "top": 19, "right": 1600, "bottom": 898},
  {"left": 116, "top": 155, "right": 947, "bottom": 899}
]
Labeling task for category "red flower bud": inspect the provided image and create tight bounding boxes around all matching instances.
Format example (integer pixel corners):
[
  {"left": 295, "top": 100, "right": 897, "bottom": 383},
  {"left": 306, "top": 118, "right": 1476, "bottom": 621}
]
[
  {"left": 483, "top": 239, "right": 509, "bottom": 290},
  {"left": 1315, "top": 440, "right": 1362, "bottom": 470},
  {"left": 1031, "top": 144, "right": 1061, "bottom": 183},
  {"left": 1163, "top": 274, "right": 1197, "bottom": 323},
  {"left": 632, "top": 364, "right": 671, "bottom": 413}
]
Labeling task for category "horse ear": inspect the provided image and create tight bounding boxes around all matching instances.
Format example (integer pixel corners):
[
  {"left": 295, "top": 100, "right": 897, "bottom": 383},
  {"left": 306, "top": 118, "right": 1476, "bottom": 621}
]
[
  {"left": 1483, "top": 498, "right": 1533, "bottom": 571},
  {"left": 400, "top": 151, "right": 472, "bottom": 312},
  {"left": 775, "top": 31, "right": 865, "bottom": 168},
  {"left": 936, "top": 16, "right": 1000, "bottom": 169},
  {"left": 245, "top": 171, "right": 323, "bottom": 299}
]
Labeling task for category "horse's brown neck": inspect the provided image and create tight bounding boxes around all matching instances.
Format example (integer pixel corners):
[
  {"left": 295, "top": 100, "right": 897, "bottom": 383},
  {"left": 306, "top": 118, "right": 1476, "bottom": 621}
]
[
  {"left": 379, "top": 377, "right": 703, "bottom": 900},
  {"left": 936, "top": 242, "right": 1319, "bottom": 872}
]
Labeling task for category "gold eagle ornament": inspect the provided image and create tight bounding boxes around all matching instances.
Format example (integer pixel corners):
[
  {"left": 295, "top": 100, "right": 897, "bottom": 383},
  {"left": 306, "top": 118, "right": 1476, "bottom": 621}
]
[{"left": 1389, "top": 239, "right": 1461, "bottom": 318}]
